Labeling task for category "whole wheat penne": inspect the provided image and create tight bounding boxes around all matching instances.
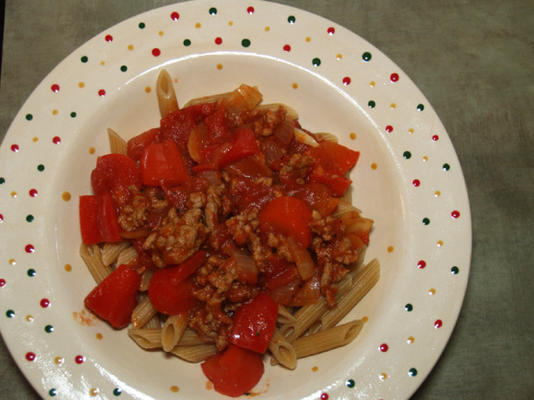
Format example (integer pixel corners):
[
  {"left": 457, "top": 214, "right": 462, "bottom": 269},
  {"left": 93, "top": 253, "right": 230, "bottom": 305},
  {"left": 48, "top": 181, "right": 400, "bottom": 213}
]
[
  {"left": 317, "top": 259, "right": 379, "bottom": 331},
  {"left": 293, "top": 320, "right": 363, "bottom": 359},
  {"left": 139, "top": 269, "right": 153, "bottom": 292},
  {"left": 269, "top": 329, "right": 297, "bottom": 370},
  {"left": 183, "top": 91, "right": 231, "bottom": 108},
  {"left": 314, "top": 132, "right": 339, "bottom": 143},
  {"left": 294, "top": 127, "right": 319, "bottom": 147},
  {"left": 156, "top": 69, "right": 179, "bottom": 118},
  {"left": 101, "top": 241, "right": 129, "bottom": 266},
  {"left": 128, "top": 328, "right": 162, "bottom": 349},
  {"left": 116, "top": 246, "right": 138, "bottom": 266},
  {"left": 131, "top": 295, "right": 158, "bottom": 328},
  {"left": 277, "top": 305, "right": 296, "bottom": 325},
  {"left": 144, "top": 313, "right": 161, "bottom": 329},
  {"left": 107, "top": 128, "right": 128, "bottom": 155},
  {"left": 170, "top": 344, "right": 217, "bottom": 363},
  {"left": 161, "top": 314, "right": 188, "bottom": 352},
  {"left": 79, "top": 244, "right": 112, "bottom": 284},
  {"left": 179, "top": 329, "right": 213, "bottom": 346}
]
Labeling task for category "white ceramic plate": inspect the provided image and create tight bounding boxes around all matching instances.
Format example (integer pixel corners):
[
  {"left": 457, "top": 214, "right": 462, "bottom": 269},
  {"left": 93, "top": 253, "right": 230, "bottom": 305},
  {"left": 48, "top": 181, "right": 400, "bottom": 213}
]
[{"left": 0, "top": 1, "right": 471, "bottom": 399}]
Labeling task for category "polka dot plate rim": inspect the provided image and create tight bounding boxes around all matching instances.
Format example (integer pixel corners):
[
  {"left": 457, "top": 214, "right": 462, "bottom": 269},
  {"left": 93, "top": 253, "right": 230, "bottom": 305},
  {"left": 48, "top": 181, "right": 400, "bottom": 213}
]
[{"left": 0, "top": 1, "right": 471, "bottom": 399}]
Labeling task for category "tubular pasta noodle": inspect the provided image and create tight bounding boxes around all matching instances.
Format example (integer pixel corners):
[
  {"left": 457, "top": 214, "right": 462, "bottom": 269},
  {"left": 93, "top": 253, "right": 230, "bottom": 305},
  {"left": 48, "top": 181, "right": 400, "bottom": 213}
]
[
  {"left": 128, "top": 328, "right": 162, "bottom": 350},
  {"left": 170, "top": 344, "right": 217, "bottom": 363},
  {"left": 107, "top": 128, "right": 127, "bottom": 155},
  {"left": 131, "top": 295, "right": 158, "bottom": 328},
  {"left": 314, "top": 132, "right": 339, "bottom": 143},
  {"left": 161, "top": 314, "right": 188, "bottom": 352},
  {"left": 183, "top": 91, "right": 230, "bottom": 108},
  {"left": 116, "top": 246, "right": 138, "bottom": 267},
  {"left": 101, "top": 241, "right": 129, "bottom": 267},
  {"left": 156, "top": 69, "right": 179, "bottom": 118},
  {"left": 292, "top": 320, "right": 363, "bottom": 359},
  {"left": 144, "top": 313, "right": 161, "bottom": 329},
  {"left": 268, "top": 329, "right": 297, "bottom": 370},
  {"left": 277, "top": 305, "right": 296, "bottom": 325},
  {"left": 178, "top": 329, "right": 213, "bottom": 346},
  {"left": 79, "top": 243, "right": 112, "bottom": 284},
  {"left": 139, "top": 269, "right": 153, "bottom": 292}
]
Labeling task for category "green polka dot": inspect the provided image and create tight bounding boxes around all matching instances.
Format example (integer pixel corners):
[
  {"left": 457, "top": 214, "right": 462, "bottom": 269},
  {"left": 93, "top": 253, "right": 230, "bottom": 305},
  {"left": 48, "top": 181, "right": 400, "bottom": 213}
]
[
  {"left": 113, "top": 388, "right": 122, "bottom": 396},
  {"left": 362, "top": 52, "right": 372, "bottom": 61},
  {"left": 451, "top": 266, "right": 459, "bottom": 274},
  {"left": 0, "top": 177, "right": 5, "bottom": 184},
  {"left": 120, "top": 65, "right": 127, "bottom": 72},
  {"left": 422, "top": 217, "right": 430, "bottom": 225},
  {"left": 37, "top": 164, "right": 45, "bottom": 172},
  {"left": 183, "top": 39, "right": 191, "bottom": 46},
  {"left": 312, "top": 57, "right": 321, "bottom": 67},
  {"left": 80, "top": 56, "right": 88, "bottom": 63},
  {"left": 241, "top": 38, "right": 251, "bottom": 48},
  {"left": 209, "top": 7, "right": 217, "bottom": 15},
  {"left": 403, "top": 151, "right": 412, "bottom": 159},
  {"left": 417, "top": 103, "right": 425, "bottom": 111},
  {"left": 27, "top": 268, "right": 36, "bottom": 277},
  {"left": 70, "top": 112, "right": 77, "bottom": 118},
  {"left": 6, "top": 309, "right": 15, "bottom": 318},
  {"left": 26, "top": 214, "right": 35, "bottom": 222},
  {"left": 25, "top": 114, "right": 33, "bottom": 121},
  {"left": 368, "top": 100, "right": 376, "bottom": 108},
  {"left": 405, "top": 303, "right": 413, "bottom": 312},
  {"left": 409, "top": 368, "right": 418, "bottom": 377},
  {"left": 345, "top": 379, "right": 355, "bottom": 388},
  {"left": 442, "top": 163, "right": 450, "bottom": 171},
  {"left": 48, "top": 388, "right": 57, "bottom": 396},
  {"left": 288, "top": 15, "right": 296, "bottom": 23},
  {"left": 138, "top": 22, "right": 145, "bottom": 29},
  {"left": 44, "top": 324, "right": 54, "bottom": 333}
]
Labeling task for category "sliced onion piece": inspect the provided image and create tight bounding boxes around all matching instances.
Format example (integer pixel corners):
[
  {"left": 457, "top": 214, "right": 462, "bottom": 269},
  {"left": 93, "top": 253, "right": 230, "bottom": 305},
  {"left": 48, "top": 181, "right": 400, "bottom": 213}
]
[
  {"left": 287, "top": 237, "right": 315, "bottom": 281},
  {"left": 294, "top": 127, "right": 319, "bottom": 147}
]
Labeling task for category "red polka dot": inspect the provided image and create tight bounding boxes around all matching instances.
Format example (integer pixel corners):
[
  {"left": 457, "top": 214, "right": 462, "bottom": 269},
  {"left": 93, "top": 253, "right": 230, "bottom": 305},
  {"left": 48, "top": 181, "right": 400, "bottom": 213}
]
[
  {"left": 342, "top": 77, "right": 351, "bottom": 86},
  {"left": 25, "top": 352, "right": 36, "bottom": 361},
  {"left": 152, "top": 48, "right": 161, "bottom": 57},
  {"left": 434, "top": 319, "right": 443, "bottom": 329},
  {"left": 170, "top": 11, "right": 180, "bottom": 21},
  {"left": 10, "top": 144, "right": 19, "bottom": 152},
  {"left": 327, "top": 27, "right": 335, "bottom": 35},
  {"left": 451, "top": 210, "right": 460, "bottom": 218},
  {"left": 390, "top": 73, "right": 399, "bottom": 82},
  {"left": 98, "top": 89, "right": 106, "bottom": 97},
  {"left": 25, "top": 244, "right": 35, "bottom": 253},
  {"left": 412, "top": 179, "right": 421, "bottom": 187},
  {"left": 52, "top": 136, "right": 61, "bottom": 144},
  {"left": 283, "top": 44, "right": 291, "bottom": 52},
  {"left": 29, "top": 189, "right": 38, "bottom": 197},
  {"left": 0, "top": 214, "right": 3, "bottom": 222},
  {"left": 40, "top": 298, "right": 50, "bottom": 308},
  {"left": 385, "top": 125, "right": 394, "bottom": 133},
  {"left": 379, "top": 343, "right": 389, "bottom": 352},
  {"left": 417, "top": 260, "right": 426, "bottom": 269},
  {"left": 320, "top": 393, "right": 329, "bottom": 400},
  {"left": 0, "top": 279, "right": 6, "bottom": 287},
  {"left": 51, "top": 84, "right": 60, "bottom": 93},
  {"left": 105, "top": 34, "right": 113, "bottom": 42},
  {"left": 75, "top": 355, "right": 85, "bottom": 364},
  {"left": 247, "top": 6, "right": 255, "bottom": 14},
  {"left": 432, "top": 134, "right": 439, "bottom": 141},
  {"left": 214, "top": 37, "right": 223, "bottom": 45}
]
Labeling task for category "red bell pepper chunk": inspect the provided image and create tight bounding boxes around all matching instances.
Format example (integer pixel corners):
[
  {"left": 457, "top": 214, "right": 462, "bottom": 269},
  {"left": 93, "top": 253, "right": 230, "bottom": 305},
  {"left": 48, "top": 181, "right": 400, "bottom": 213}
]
[
  {"left": 91, "top": 153, "right": 141, "bottom": 196},
  {"left": 201, "top": 345, "right": 264, "bottom": 397},
  {"left": 218, "top": 127, "right": 259, "bottom": 168},
  {"left": 309, "top": 165, "right": 352, "bottom": 196},
  {"left": 148, "top": 251, "right": 207, "bottom": 315},
  {"left": 229, "top": 293, "right": 278, "bottom": 354},
  {"left": 79, "top": 193, "right": 122, "bottom": 245},
  {"left": 259, "top": 196, "right": 312, "bottom": 248},
  {"left": 84, "top": 264, "right": 141, "bottom": 329},
  {"left": 126, "top": 127, "right": 159, "bottom": 162},
  {"left": 141, "top": 140, "right": 190, "bottom": 186},
  {"left": 311, "top": 141, "right": 360, "bottom": 176}
]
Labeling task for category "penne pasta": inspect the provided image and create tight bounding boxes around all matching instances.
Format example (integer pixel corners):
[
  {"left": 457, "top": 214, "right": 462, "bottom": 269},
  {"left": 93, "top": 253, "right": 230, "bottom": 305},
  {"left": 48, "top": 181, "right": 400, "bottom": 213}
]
[
  {"left": 161, "top": 314, "right": 188, "bottom": 352},
  {"left": 139, "top": 269, "right": 153, "bottom": 292},
  {"left": 107, "top": 128, "right": 128, "bottom": 155},
  {"left": 144, "top": 313, "right": 161, "bottom": 329},
  {"left": 101, "top": 241, "right": 129, "bottom": 266},
  {"left": 183, "top": 91, "right": 231, "bottom": 108},
  {"left": 178, "top": 329, "right": 213, "bottom": 346},
  {"left": 131, "top": 295, "right": 158, "bottom": 328},
  {"left": 170, "top": 344, "right": 217, "bottom": 363},
  {"left": 294, "top": 127, "right": 319, "bottom": 147},
  {"left": 314, "top": 132, "right": 339, "bottom": 143},
  {"left": 277, "top": 305, "right": 296, "bottom": 325},
  {"left": 116, "top": 246, "right": 138, "bottom": 267},
  {"left": 156, "top": 69, "right": 179, "bottom": 118},
  {"left": 128, "top": 328, "right": 162, "bottom": 350},
  {"left": 79, "top": 243, "right": 112, "bottom": 284},
  {"left": 269, "top": 329, "right": 297, "bottom": 370}
]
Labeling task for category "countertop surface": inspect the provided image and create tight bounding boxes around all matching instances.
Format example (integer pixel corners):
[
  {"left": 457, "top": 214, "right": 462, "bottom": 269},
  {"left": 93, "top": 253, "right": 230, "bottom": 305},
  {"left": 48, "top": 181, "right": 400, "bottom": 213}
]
[{"left": 1, "top": 1, "right": 533, "bottom": 399}]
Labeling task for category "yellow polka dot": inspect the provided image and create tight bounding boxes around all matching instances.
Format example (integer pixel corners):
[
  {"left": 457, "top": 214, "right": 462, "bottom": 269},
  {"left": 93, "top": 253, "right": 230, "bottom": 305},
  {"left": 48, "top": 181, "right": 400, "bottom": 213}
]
[
  {"left": 390, "top": 103, "right": 396, "bottom": 109},
  {"left": 264, "top": 26, "right": 270, "bottom": 32},
  {"left": 78, "top": 82, "right": 85, "bottom": 88},
  {"left": 145, "top": 86, "right": 152, "bottom": 93},
  {"left": 62, "top": 192, "right": 71, "bottom": 202},
  {"left": 336, "top": 53, "right": 343, "bottom": 60},
  {"left": 170, "top": 385, "right": 180, "bottom": 393},
  {"left": 350, "top": 132, "right": 356, "bottom": 140},
  {"left": 100, "top": 60, "right": 105, "bottom": 66},
  {"left": 216, "top": 63, "right": 223, "bottom": 70},
  {"left": 32, "top": 137, "right": 39, "bottom": 142},
  {"left": 195, "top": 22, "right": 201, "bottom": 29},
  {"left": 428, "top": 288, "right": 436, "bottom": 295},
  {"left": 88, "top": 147, "right": 95, "bottom": 154},
  {"left": 387, "top": 246, "right": 394, "bottom": 253},
  {"left": 64, "top": 264, "right": 72, "bottom": 272},
  {"left": 228, "top": 20, "right": 234, "bottom": 26},
  {"left": 292, "top": 82, "right": 298, "bottom": 89},
  {"left": 407, "top": 336, "right": 415, "bottom": 344},
  {"left": 89, "top": 388, "right": 99, "bottom": 397},
  {"left": 422, "top": 155, "right": 429, "bottom": 162},
  {"left": 127, "top": 44, "right": 134, "bottom": 51},
  {"left": 158, "top": 30, "right": 164, "bottom": 36},
  {"left": 174, "top": 78, "right": 178, "bottom": 84},
  {"left": 96, "top": 333, "right": 103, "bottom": 340},
  {"left": 437, "top": 240, "right": 444, "bottom": 247},
  {"left": 312, "top": 366, "right": 319, "bottom": 372},
  {"left": 362, "top": 316, "right": 369, "bottom": 323},
  {"left": 434, "top": 190, "right": 441, "bottom": 197},
  {"left": 371, "top": 162, "right": 378, "bottom": 170},
  {"left": 8, "top": 258, "right": 16, "bottom": 266},
  {"left": 54, "top": 356, "right": 64, "bottom": 365},
  {"left": 305, "top": 36, "right": 311, "bottom": 42},
  {"left": 52, "top": 109, "right": 59, "bottom": 115},
  {"left": 379, "top": 372, "right": 388, "bottom": 381},
  {"left": 408, "top": 128, "right": 415, "bottom": 134},
  {"left": 25, "top": 315, "right": 34, "bottom": 322},
  {"left": 369, "top": 81, "right": 376, "bottom": 87},
  {"left": 10, "top": 191, "right": 17, "bottom": 198}
]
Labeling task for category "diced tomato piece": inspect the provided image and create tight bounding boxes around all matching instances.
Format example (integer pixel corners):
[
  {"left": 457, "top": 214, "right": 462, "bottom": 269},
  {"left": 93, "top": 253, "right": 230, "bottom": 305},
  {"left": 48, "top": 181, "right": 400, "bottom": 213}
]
[
  {"left": 309, "top": 165, "right": 352, "bottom": 196},
  {"left": 141, "top": 140, "right": 190, "bottom": 186},
  {"left": 218, "top": 127, "right": 260, "bottom": 168},
  {"left": 148, "top": 251, "right": 207, "bottom": 315},
  {"left": 204, "top": 107, "right": 230, "bottom": 141},
  {"left": 289, "top": 183, "right": 340, "bottom": 217},
  {"left": 264, "top": 255, "right": 298, "bottom": 291},
  {"left": 259, "top": 196, "right": 312, "bottom": 248},
  {"left": 84, "top": 264, "right": 140, "bottom": 329},
  {"left": 201, "top": 345, "right": 264, "bottom": 397},
  {"left": 91, "top": 154, "right": 141, "bottom": 198},
  {"left": 310, "top": 141, "right": 360, "bottom": 176},
  {"left": 79, "top": 193, "right": 122, "bottom": 245},
  {"left": 229, "top": 293, "right": 278, "bottom": 354},
  {"left": 292, "top": 270, "right": 321, "bottom": 306},
  {"left": 126, "top": 128, "right": 160, "bottom": 162}
]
